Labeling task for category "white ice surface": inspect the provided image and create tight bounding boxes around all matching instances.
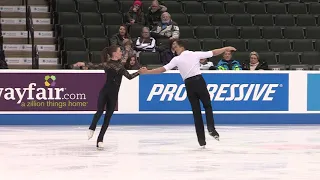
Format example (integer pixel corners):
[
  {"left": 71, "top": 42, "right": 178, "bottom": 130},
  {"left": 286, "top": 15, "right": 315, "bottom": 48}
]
[{"left": 0, "top": 125, "right": 320, "bottom": 180}]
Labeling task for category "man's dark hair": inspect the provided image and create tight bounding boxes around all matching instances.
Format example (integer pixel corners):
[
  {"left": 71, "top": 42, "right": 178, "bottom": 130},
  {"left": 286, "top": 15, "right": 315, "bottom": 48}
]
[{"left": 173, "top": 39, "right": 186, "bottom": 48}]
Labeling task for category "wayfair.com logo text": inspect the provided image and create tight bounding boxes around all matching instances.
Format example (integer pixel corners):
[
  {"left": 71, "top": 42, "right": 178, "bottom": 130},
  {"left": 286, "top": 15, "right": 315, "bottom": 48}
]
[{"left": 0, "top": 75, "right": 86, "bottom": 104}]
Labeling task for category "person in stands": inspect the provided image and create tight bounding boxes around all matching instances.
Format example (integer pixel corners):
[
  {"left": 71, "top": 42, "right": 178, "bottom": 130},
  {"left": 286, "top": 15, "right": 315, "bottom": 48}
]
[
  {"left": 147, "top": 0, "right": 167, "bottom": 28},
  {"left": 135, "top": 27, "right": 156, "bottom": 57},
  {"left": 121, "top": 39, "right": 136, "bottom": 64},
  {"left": 125, "top": 0, "right": 145, "bottom": 25},
  {"left": 151, "top": 12, "right": 179, "bottom": 40},
  {"left": 242, "top": 51, "right": 269, "bottom": 70},
  {"left": 158, "top": 39, "right": 177, "bottom": 65},
  {"left": 110, "top": 25, "right": 131, "bottom": 47},
  {"left": 216, "top": 51, "right": 242, "bottom": 70},
  {"left": 124, "top": 55, "right": 141, "bottom": 70}
]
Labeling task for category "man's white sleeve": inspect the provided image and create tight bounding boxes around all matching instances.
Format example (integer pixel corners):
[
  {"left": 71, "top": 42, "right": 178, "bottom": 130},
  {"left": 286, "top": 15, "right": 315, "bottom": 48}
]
[
  {"left": 163, "top": 58, "right": 177, "bottom": 71},
  {"left": 193, "top": 51, "right": 213, "bottom": 59}
]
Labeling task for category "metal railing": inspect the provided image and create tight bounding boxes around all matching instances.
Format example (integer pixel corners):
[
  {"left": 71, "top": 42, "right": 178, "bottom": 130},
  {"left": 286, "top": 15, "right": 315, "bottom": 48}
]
[
  {"left": 0, "top": 10, "right": 6, "bottom": 69},
  {"left": 0, "top": 11, "right": 3, "bottom": 52},
  {"left": 25, "top": 0, "right": 39, "bottom": 69}
]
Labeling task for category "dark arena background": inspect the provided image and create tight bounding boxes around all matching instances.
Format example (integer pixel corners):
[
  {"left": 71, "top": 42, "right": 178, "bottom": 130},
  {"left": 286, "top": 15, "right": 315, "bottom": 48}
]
[{"left": 0, "top": 0, "right": 320, "bottom": 180}]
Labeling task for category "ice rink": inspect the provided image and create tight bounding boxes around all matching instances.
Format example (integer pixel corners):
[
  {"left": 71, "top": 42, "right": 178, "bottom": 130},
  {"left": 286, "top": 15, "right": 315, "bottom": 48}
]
[{"left": 0, "top": 125, "right": 320, "bottom": 180}]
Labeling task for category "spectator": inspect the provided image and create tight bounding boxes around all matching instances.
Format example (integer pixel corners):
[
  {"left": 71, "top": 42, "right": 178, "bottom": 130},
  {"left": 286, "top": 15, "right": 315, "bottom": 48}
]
[
  {"left": 110, "top": 25, "right": 131, "bottom": 47},
  {"left": 216, "top": 51, "right": 242, "bottom": 70},
  {"left": 125, "top": 0, "right": 145, "bottom": 25},
  {"left": 124, "top": 55, "right": 141, "bottom": 70},
  {"left": 159, "top": 39, "right": 177, "bottom": 65},
  {"left": 147, "top": 0, "right": 167, "bottom": 28},
  {"left": 121, "top": 39, "right": 137, "bottom": 64},
  {"left": 200, "top": 58, "right": 215, "bottom": 70},
  {"left": 0, "top": 50, "right": 8, "bottom": 69},
  {"left": 242, "top": 51, "right": 269, "bottom": 70},
  {"left": 151, "top": 12, "right": 179, "bottom": 40},
  {"left": 135, "top": 27, "right": 156, "bottom": 56}
]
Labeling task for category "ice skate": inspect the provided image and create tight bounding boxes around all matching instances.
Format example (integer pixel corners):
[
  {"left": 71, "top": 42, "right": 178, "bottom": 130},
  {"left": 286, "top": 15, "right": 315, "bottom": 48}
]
[
  {"left": 209, "top": 129, "right": 220, "bottom": 141},
  {"left": 87, "top": 129, "right": 94, "bottom": 140},
  {"left": 97, "top": 142, "right": 104, "bottom": 150}
]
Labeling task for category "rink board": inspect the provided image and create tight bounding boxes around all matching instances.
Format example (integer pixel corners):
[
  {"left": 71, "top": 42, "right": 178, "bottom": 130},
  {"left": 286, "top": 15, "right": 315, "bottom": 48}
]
[
  {"left": 1, "top": 114, "right": 320, "bottom": 125},
  {"left": 0, "top": 70, "right": 320, "bottom": 125}
]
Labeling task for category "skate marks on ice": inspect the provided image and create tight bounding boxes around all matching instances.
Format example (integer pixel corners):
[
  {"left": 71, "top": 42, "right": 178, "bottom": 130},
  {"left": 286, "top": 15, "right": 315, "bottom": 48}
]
[{"left": 0, "top": 125, "right": 320, "bottom": 180}]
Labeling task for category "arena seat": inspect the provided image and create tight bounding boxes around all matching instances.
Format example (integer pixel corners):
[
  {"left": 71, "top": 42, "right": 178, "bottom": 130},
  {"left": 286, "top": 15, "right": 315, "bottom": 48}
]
[{"left": 51, "top": 0, "right": 320, "bottom": 69}]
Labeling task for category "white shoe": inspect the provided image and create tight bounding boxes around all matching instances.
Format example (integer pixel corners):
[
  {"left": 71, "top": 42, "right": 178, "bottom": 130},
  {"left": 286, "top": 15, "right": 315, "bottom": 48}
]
[
  {"left": 97, "top": 142, "right": 104, "bottom": 150},
  {"left": 87, "top": 129, "right": 94, "bottom": 140}
]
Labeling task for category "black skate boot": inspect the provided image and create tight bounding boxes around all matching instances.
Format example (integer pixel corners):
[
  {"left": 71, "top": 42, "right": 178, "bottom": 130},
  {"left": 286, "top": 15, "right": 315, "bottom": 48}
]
[
  {"left": 199, "top": 141, "right": 206, "bottom": 148},
  {"left": 209, "top": 129, "right": 220, "bottom": 141}
]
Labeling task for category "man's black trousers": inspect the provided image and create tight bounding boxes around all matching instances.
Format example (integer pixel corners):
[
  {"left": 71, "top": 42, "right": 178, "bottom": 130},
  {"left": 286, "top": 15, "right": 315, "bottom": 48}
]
[{"left": 184, "top": 75, "right": 216, "bottom": 146}]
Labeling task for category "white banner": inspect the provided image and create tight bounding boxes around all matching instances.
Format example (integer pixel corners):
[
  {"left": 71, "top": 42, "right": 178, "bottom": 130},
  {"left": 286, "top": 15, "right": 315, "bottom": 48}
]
[
  {"left": 37, "top": 45, "right": 56, "bottom": 51},
  {"left": 2, "top": 31, "right": 53, "bottom": 38},
  {"left": 1, "top": 31, "right": 24, "bottom": 37},
  {"left": 3, "top": 44, "right": 55, "bottom": 51},
  {"left": 0, "top": 6, "right": 48, "bottom": 12},
  {"left": 6, "top": 58, "right": 58, "bottom": 65},
  {"left": 5, "top": 58, "right": 21, "bottom": 64},
  {"left": 0, "top": 18, "right": 50, "bottom": 25},
  {"left": 35, "top": 31, "right": 53, "bottom": 38},
  {"left": 39, "top": 58, "right": 59, "bottom": 64}
]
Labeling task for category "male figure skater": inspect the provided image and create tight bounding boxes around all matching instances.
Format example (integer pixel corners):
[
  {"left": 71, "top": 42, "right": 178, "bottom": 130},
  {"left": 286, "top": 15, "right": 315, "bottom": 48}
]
[{"left": 140, "top": 39, "right": 236, "bottom": 147}]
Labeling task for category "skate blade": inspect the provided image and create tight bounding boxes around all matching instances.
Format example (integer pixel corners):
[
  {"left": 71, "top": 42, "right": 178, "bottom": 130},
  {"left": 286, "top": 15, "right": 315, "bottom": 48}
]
[
  {"left": 214, "top": 136, "right": 220, "bottom": 141},
  {"left": 97, "top": 147, "right": 104, "bottom": 150}
]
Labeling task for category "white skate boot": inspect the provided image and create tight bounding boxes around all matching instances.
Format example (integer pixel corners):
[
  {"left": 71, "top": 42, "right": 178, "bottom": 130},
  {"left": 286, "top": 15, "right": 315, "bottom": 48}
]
[
  {"left": 87, "top": 129, "right": 94, "bottom": 140},
  {"left": 97, "top": 142, "right": 104, "bottom": 150}
]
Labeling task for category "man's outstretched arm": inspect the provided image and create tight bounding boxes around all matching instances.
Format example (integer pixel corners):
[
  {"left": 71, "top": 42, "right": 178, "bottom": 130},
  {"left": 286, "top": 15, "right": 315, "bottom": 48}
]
[
  {"left": 212, "top": 46, "right": 236, "bottom": 56},
  {"left": 141, "top": 57, "right": 177, "bottom": 74},
  {"left": 192, "top": 46, "right": 237, "bottom": 59},
  {"left": 141, "top": 66, "right": 166, "bottom": 74}
]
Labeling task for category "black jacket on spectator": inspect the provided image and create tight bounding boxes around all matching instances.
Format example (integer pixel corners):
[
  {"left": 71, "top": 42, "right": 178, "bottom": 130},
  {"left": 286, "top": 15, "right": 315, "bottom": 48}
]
[
  {"left": 147, "top": 5, "right": 166, "bottom": 27},
  {"left": 110, "top": 33, "right": 131, "bottom": 47},
  {"left": 126, "top": 7, "right": 145, "bottom": 25},
  {"left": 159, "top": 48, "right": 176, "bottom": 65},
  {"left": 242, "top": 61, "right": 269, "bottom": 70},
  {"left": 0, "top": 50, "right": 8, "bottom": 69}
]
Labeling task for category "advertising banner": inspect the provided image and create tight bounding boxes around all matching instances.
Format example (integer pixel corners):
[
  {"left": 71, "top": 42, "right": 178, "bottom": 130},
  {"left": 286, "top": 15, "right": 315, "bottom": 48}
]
[
  {"left": 307, "top": 74, "right": 320, "bottom": 111},
  {"left": 139, "top": 73, "right": 289, "bottom": 111},
  {"left": 0, "top": 72, "right": 117, "bottom": 111}
]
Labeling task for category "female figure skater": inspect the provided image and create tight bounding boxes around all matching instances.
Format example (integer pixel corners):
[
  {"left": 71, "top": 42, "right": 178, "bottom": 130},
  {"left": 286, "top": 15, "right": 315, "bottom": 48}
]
[{"left": 74, "top": 45, "right": 142, "bottom": 150}]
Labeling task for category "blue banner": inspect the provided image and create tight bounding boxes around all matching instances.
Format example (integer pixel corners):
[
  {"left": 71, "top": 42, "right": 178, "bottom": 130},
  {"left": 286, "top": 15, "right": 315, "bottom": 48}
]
[
  {"left": 139, "top": 73, "right": 289, "bottom": 111},
  {"left": 307, "top": 74, "right": 320, "bottom": 111}
]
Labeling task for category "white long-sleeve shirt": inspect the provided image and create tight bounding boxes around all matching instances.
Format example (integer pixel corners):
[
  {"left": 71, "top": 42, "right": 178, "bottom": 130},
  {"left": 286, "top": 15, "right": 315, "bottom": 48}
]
[
  {"left": 163, "top": 50, "right": 213, "bottom": 80},
  {"left": 135, "top": 37, "right": 156, "bottom": 52}
]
